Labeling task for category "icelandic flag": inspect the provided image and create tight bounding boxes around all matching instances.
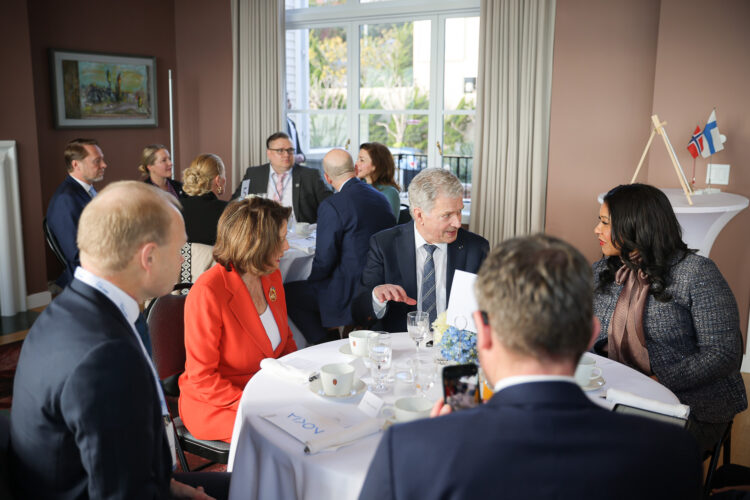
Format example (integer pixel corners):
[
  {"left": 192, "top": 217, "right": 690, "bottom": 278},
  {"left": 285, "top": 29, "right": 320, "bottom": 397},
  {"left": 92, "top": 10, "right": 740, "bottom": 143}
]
[
  {"left": 700, "top": 110, "right": 725, "bottom": 158},
  {"left": 687, "top": 125, "right": 703, "bottom": 159}
]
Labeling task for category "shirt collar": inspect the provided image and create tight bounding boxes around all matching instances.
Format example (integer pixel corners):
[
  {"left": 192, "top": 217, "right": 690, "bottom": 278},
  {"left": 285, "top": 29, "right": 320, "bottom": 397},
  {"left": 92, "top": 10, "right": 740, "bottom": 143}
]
[
  {"left": 69, "top": 174, "right": 93, "bottom": 193},
  {"left": 271, "top": 165, "right": 294, "bottom": 179},
  {"left": 337, "top": 176, "right": 355, "bottom": 192},
  {"left": 74, "top": 267, "right": 140, "bottom": 326},
  {"left": 413, "top": 223, "right": 447, "bottom": 253},
  {"left": 493, "top": 374, "right": 577, "bottom": 393}
]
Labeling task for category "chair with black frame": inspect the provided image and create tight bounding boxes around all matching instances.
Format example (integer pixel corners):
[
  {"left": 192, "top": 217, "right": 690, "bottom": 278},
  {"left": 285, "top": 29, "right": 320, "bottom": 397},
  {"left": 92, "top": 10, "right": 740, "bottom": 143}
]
[
  {"left": 144, "top": 283, "right": 230, "bottom": 471},
  {"left": 704, "top": 420, "right": 733, "bottom": 497},
  {"left": 43, "top": 217, "right": 67, "bottom": 269},
  {"left": 397, "top": 203, "right": 412, "bottom": 224}
]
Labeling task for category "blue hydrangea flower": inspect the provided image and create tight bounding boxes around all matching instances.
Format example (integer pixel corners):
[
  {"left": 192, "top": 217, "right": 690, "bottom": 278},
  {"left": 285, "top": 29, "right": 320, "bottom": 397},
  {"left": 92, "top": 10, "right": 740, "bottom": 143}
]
[{"left": 439, "top": 326, "right": 477, "bottom": 365}]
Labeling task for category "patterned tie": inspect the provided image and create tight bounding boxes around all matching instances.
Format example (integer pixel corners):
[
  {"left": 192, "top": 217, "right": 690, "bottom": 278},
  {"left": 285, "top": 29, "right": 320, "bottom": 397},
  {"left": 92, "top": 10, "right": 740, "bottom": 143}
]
[
  {"left": 134, "top": 312, "right": 153, "bottom": 357},
  {"left": 88, "top": 186, "right": 97, "bottom": 198},
  {"left": 274, "top": 173, "right": 287, "bottom": 202},
  {"left": 421, "top": 244, "right": 437, "bottom": 323}
]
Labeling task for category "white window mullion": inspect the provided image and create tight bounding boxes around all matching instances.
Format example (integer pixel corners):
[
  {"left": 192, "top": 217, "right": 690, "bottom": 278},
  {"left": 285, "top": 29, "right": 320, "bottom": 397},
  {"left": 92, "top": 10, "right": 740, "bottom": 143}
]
[
  {"left": 347, "top": 21, "right": 359, "bottom": 155},
  {"left": 428, "top": 14, "right": 444, "bottom": 170}
]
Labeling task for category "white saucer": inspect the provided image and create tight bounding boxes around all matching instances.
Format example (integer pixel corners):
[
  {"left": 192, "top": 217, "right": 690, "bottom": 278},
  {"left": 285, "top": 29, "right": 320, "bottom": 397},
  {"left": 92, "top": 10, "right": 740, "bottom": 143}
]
[
  {"left": 580, "top": 376, "right": 606, "bottom": 391},
  {"left": 309, "top": 378, "right": 367, "bottom": 399},
  {"left": 339, "top": 344, "right": 366, "bottom": 357}
]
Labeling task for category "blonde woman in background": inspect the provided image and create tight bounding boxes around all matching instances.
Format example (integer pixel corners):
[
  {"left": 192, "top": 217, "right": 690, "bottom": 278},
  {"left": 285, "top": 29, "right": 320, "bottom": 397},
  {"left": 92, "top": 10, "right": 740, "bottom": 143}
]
[
  {"left": 138, "top": 144, "right": 184, "bottom": 198},
  {"left": 181, "top": 153, "right": 228, "bottom": 245}
]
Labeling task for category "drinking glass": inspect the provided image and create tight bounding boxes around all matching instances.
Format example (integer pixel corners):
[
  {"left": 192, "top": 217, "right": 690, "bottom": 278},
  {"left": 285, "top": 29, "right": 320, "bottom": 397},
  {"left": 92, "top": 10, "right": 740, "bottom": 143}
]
[
  {"left": 407, "top": 311, "right": 430, "bottom": 355},
  {"left": 393, "top": 360, "right": 416, "bottom": 397},
  {"left": 368, "top": 337, "right": 393, "bottom": 394},
  {"left": 414, "top": 358, "right": 437, "bottom": 398}
]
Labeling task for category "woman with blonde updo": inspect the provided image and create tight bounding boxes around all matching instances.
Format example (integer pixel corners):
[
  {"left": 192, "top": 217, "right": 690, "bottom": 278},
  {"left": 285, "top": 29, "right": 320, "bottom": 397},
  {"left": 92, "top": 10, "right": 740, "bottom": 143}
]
[
  {"left": 181, "top": 153, "right": 229, "bottom": 245},
  {"left": 138, "top": 144, "right": 184, "bottom": 198}
]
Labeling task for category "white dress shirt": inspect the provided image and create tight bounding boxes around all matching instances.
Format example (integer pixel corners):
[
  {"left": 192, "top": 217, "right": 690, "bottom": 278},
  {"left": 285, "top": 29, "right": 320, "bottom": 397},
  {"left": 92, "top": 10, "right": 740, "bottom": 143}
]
[
  {"left": 259, "top": 305, "right": 281, "bottom": 351},
  {"left": 493, "top": 374, "right": 578, "bottom": 393},
  {"left": 267, "top": 167, "right": 294, "bottom": 209},
  {"left": 372, "top": 224, "right": 448, "bottom": 319}
]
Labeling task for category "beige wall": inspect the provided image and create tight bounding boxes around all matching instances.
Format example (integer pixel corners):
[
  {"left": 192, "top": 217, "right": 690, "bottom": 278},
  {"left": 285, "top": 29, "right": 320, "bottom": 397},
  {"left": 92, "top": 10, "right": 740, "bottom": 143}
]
[{"left": 546, "top": 0, "right": 749, "bottom": 338}]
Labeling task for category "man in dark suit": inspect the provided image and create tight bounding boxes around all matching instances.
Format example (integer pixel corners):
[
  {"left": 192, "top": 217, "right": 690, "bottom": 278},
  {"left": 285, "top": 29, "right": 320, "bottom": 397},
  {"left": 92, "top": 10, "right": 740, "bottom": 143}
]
[
  {"left": 231, "top": 131, "right": 331, "bottom": 223},
  {"left": 359, "top": 235, "right": 702, "bottom": 500},
  {"left": 286, "top": 149, "right": 395, "bottom": 344},
  {"left": 46, "top": 138, "right": 107, "bottom": 287},
  {"left": 351, "top": 168, "right": 489, "bottom": 333},
  {"left": 10, "top": 181, "right": 226, "bottom": 499}
]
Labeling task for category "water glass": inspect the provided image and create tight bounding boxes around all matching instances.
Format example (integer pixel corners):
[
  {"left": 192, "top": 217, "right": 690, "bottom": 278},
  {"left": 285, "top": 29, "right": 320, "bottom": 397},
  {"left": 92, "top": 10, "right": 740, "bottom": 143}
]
[
  {"left": 393, "top": 360, "right": 416, "bottom": 397},
  {"left": 368, "top": 338, "right": 393, "bottom": 394},
  {"left": 407, "top": 311, "right": 430, "bottom": 355},
  {"left": 414, "top": 358, "right": 437, "bottom": 398}
]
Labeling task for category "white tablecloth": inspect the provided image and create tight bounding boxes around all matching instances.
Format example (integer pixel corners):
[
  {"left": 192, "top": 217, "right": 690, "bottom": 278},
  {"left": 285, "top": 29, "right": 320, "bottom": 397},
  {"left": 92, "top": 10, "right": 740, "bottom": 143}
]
[
  {"left": 280, "top": 231, "right": 316, "bottom": 283},
  {"left": 226, "top": 335, "right": 678, "bottom": 500}
]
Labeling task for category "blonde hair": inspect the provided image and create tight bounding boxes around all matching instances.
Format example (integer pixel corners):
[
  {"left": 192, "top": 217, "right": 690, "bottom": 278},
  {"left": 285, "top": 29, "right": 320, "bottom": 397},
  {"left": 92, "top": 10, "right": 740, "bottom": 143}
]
[
  {"left": 213, "top": 198, "right": 291, "bottom": 276},
  {"left": 77, "top": 181, "right": 182, "bottom": 273},
  {"left": 183, "top": 154, "right": 225, "bottom": 196},
  {"left": 137, "top": 144, "right": 166, "bottom": 178}
]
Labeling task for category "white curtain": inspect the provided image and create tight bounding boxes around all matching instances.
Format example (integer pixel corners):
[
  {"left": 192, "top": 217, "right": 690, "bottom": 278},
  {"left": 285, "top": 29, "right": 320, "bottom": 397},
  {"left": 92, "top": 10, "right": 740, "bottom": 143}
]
[
  {"left": 231, "top": 0, "right": 284, "bottom": 191},
  {"left": 470, "top": 0, "right": 556, "bottom": 245}
]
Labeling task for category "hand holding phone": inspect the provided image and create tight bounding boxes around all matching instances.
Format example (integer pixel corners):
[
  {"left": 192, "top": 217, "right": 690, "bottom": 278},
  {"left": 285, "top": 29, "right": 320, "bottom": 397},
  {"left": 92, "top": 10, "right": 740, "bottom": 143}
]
[{"left": 442, "top": 363, "right": 482, "bottom": 411}]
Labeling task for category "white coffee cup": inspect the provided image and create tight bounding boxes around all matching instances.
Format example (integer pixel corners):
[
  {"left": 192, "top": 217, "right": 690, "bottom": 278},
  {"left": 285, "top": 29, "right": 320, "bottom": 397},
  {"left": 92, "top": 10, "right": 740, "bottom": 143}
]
[
  {"left": 394, "top": 397, "right": 433, "bottom": 422},
  {"left": 349, "top": 330, "right": 378, "bottom": 357},
  {"left": 295, "top": 222, "right": 310, "bottom": 236},
  {"left": 320, "top": 363, "right": 355, "bottom": 396},
  {"left": 575, "top": 354, "right": 603, "bottom": 387}
]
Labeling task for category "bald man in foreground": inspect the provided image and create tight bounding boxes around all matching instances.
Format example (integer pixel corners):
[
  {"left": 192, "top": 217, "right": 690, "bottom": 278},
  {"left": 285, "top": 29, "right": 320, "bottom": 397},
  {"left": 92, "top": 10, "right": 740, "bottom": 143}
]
[
  {"left": 10, "top": 181, "right": 228, "bottom": 499},
  {"left": 286, "top": 149, "right": 394, "bottom": 344}
]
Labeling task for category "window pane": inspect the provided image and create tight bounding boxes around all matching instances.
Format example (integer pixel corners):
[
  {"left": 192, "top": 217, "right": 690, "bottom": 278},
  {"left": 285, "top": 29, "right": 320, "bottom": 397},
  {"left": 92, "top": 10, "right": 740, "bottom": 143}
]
[
  {"left": 442, "top": 113, "right": 474, "bottom": 197},
  {"left": 286, "top": 27, "right": 347, "bottom": 111},
  {"left": 444, "top": 17, "right": 479, "bottom": 111},
  {"left": 286, "top": 0, "right": 346, "bottom": 9},
  {"left": 291, "top": 112, "right": 348, "bottom": 172},
  {"left": 360, "top": 21, "right": 430, "bottom": 110}
]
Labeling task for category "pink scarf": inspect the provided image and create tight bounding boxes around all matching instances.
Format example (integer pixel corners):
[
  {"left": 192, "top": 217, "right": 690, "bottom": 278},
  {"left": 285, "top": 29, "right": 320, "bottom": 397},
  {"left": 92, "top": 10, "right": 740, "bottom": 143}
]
[{"left": 608, "top": 262, "right": 652, "bottom": 375}]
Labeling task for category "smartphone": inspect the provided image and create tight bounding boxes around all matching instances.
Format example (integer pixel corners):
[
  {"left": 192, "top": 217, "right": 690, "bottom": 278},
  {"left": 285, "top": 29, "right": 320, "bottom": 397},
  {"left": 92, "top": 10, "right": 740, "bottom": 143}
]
[
  {"left": 613, "top": 404, "right": 688, "bottom": 428},
  {"left": 442, "top": 364, "right": 481, "bottom": 411}
]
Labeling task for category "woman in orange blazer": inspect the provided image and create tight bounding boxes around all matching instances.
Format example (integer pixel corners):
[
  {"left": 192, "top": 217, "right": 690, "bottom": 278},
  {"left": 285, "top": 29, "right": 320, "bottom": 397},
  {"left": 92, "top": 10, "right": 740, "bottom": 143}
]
[{"left": 179, "top": 197, "right": 297, "bottom": 442}]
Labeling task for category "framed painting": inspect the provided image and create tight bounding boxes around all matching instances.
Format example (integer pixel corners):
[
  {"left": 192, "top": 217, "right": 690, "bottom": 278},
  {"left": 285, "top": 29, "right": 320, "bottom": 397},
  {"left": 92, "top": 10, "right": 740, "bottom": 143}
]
[{"left": 50, "top": 49, "right": 157, "bottom": 128}]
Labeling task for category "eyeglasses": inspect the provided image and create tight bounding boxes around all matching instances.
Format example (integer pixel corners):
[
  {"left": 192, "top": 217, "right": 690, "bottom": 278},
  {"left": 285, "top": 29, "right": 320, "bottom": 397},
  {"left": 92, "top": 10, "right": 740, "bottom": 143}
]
[{"left": 269, "top": 148, "right": 295, "bottom": 155}]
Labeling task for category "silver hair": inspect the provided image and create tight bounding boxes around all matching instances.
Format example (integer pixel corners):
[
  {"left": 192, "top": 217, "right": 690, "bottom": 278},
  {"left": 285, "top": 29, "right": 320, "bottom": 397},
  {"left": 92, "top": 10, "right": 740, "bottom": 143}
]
[{"left": 408, "top": 168, "right": 463, "bottom": 216}]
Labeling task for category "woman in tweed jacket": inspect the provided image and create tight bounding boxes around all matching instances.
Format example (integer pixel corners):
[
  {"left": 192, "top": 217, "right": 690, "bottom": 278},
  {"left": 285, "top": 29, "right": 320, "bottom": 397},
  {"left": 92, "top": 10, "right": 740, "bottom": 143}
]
[{"left": 592, "top": 183, "right": 746, "bottom": 452}]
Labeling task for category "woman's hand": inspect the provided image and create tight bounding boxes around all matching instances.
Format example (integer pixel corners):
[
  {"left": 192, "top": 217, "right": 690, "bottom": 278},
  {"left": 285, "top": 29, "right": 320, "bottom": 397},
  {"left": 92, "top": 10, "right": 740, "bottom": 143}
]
[{"left": 430, "top": 398, "right": 453, "bottom": 418}]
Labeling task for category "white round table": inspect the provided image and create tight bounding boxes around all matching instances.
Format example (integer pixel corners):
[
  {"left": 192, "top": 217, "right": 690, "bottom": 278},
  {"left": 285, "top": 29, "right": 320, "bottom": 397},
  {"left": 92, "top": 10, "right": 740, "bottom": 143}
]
[
  {"left": 226, "top": 334, "right": 678, "bottom": 500},
  {"left": 598, "top": 189, "right": 749, "bottom": 257}
]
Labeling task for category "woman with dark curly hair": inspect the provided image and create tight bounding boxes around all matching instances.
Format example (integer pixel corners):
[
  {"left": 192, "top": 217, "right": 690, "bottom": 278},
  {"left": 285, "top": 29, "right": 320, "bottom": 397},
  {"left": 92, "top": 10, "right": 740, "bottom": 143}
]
[
  {"left": 356, "top": 142, "right": 401, "bottom": 220},
  {"left": 592, "top": 183, "right": 746, "bottom": 452}
]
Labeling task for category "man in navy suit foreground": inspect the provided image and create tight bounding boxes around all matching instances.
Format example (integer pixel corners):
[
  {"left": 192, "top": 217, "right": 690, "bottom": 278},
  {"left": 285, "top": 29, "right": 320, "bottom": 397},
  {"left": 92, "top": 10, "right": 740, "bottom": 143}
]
[
  {"left": 10, "top": 181, "right": 227, "bottom": 499},
  {"left": 351, "top": 168, "right": 489, "bottom": 332},
  {"left": 359, "top": 235, "right": 702, "bottom": 500},
  {"left": 46, "top": 138, "right": 108, "bottom": 287},
  {"left": 286, "top": 149, "right": 394, "bottom": 343}
]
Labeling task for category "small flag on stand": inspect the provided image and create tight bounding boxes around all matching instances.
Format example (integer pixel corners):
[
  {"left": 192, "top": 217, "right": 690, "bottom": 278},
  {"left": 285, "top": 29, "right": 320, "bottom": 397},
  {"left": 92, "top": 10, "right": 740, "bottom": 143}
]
[
  {"left": 700, "top": 109, "right": 726, "bottom": 158},
  {"left": 687, "top": 125, "right": 703, "bottom": 159}
]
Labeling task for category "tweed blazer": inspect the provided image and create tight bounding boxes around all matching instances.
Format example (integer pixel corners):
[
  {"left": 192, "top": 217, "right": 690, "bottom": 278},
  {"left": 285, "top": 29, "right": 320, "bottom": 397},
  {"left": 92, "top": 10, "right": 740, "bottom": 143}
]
[{"left": 593, "top": 253, "right": 747, "bottom": 423}]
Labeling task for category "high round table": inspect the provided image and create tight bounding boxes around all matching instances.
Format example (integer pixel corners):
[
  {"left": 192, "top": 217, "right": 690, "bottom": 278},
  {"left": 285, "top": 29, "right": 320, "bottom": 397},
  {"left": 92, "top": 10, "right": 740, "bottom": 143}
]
[{"left": 226, "top": 334, "right": 679, "bottom": 500}]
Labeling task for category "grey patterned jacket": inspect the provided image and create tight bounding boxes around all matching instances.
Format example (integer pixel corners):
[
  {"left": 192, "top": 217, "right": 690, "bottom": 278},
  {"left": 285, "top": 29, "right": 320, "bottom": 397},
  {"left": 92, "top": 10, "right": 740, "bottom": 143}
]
[{"left": 593, "top": 252, "right": 747, "bottom": 423}]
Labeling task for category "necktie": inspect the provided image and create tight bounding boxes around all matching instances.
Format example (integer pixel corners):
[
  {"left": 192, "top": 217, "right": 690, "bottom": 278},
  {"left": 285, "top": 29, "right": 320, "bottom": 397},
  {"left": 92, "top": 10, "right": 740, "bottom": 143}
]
[
  {"left": 134, "top": 312, "right": 153, "bottom": 357},
  {"left": 274, "top": 173, "right": 287, "bottom": 202},
  {"left": 421, "top": 244, "right": 437, "bottom": 323},
  {"left": 88, "top": 186, "right": 97, "bottom": 198}
]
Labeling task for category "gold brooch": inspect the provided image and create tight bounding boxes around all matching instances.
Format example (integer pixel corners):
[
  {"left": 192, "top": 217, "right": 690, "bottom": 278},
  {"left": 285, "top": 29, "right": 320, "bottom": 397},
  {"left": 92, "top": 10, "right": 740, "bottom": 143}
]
[{"left": 269, "top": 287, "right": 277, "bottom": 302}]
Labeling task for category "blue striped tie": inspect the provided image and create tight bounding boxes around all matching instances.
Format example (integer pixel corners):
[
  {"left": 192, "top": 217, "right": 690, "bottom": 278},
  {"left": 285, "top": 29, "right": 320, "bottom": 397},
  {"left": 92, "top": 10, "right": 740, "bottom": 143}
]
[{"left": 421, "top": 244, "right": 437, "bottom": 323}]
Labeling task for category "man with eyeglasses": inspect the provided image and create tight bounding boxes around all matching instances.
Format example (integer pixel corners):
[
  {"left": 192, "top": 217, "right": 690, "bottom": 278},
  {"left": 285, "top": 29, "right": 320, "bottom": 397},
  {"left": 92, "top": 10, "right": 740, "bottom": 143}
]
[{"left": 232, "top": 132, "right": 332, "bottom": 223}]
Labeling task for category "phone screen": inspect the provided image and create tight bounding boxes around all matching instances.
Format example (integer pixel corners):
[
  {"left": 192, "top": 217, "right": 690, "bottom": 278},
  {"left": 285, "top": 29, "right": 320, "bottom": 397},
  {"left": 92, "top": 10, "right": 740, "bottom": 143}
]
[{"left": 442, "top": 364, "right": 481, "bottom": 411}]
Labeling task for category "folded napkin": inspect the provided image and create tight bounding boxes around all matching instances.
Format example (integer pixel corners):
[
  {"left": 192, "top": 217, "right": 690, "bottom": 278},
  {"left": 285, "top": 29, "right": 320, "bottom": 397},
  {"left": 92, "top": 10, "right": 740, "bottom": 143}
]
[
  {"left": 260, "top": 358, "right": 316, "bottom": 385},
  {"left": 605, "top": 388, "right": 690, "bottom": 419},
  {"left": 304, "top": 419, "right": 381, "bottom": 455}
]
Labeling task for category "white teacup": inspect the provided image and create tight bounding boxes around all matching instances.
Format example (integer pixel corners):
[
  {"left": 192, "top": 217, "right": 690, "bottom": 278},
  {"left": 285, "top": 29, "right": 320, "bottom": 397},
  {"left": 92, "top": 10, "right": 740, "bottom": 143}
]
[
  {"left": 394, "top": 397, "right": 433, "bottom": 422},
  {"left": 320, "top": 363, "right": 355, "bottom": 396},
  {"left": 575, "top": 354, "right": 603, "bottom": 387},
  {"left": 349, "top": 330, "right": 378, "bottom": 357},
  {"left": 295, "top": 222, "right": 311, "bottom": 236}
]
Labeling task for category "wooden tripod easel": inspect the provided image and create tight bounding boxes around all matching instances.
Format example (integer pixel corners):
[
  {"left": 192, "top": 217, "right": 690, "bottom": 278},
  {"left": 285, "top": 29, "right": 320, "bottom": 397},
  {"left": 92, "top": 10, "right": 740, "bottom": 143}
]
[{"left": 631, "top": 114, "right": 693, "bottom": 205}]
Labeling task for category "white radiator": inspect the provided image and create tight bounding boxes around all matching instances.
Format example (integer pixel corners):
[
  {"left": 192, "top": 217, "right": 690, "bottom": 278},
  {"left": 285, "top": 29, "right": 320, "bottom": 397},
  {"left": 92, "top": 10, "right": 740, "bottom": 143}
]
[{"left": 0, "top": 140, "right": 27, "bottom": 316}]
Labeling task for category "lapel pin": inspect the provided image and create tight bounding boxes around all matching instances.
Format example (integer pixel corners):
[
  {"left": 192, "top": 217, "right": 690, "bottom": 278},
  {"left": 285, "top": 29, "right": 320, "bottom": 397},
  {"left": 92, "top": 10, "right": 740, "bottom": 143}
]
[{"left": 269, "top": 287, "right": 277, "bottom": 302}]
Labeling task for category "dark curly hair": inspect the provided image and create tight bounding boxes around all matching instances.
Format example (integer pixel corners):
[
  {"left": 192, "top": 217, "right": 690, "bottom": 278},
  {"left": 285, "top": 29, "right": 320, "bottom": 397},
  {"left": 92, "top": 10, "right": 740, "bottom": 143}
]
[{"left": 597, "top": 183, "right": 694, "bottom": 302}]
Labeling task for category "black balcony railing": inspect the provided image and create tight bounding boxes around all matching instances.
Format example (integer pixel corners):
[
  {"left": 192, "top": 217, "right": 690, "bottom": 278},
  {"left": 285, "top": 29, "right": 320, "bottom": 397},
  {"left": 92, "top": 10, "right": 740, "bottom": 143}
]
[{"left": 394, "top": 153, "right": 473, "bottom": 199}]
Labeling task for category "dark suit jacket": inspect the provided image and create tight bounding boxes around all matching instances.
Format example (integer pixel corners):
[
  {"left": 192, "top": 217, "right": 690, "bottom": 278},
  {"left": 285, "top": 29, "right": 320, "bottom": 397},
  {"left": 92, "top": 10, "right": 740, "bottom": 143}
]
[
  {"left": 145, "top": 176, "right": 185, "bottom": 198},
  {"left": 359, "top": 381, "right": 702, "bottom": 500},
  {"left": 9, "top": 279, "right": 172, "bottom": 499},
  {"left": 46, "top": 176, "right": 92, "bottom": 287},
  {"left": 351, "top": 222, "right": 489, "bottom": 332},
  {"left": 307, "top": 178, "right": 395, "bottom": 327},
  {"left": 181, "top": 192, "right": 228, "bottom": 245},
  {"left": 231, "top": 163, "right": 332, "bottom": 223}
]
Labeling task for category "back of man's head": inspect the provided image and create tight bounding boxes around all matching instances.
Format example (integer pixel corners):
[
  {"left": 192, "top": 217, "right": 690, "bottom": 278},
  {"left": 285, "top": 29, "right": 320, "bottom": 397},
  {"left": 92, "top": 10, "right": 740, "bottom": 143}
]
[
  {"left": 408, "top": 168, "right": 463, "bottom": 214},
  {"left": 64, "top": 138, "right": 98, "bottom": 172},
  {"left": 475, "top": 234, "right": 592, "bottom": 362},
  {"left": 77, "top": 181, "right": 181, "bottom": 274},
  {"left": 322, "top": 149, "right": 355, "bottom": 181}
]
